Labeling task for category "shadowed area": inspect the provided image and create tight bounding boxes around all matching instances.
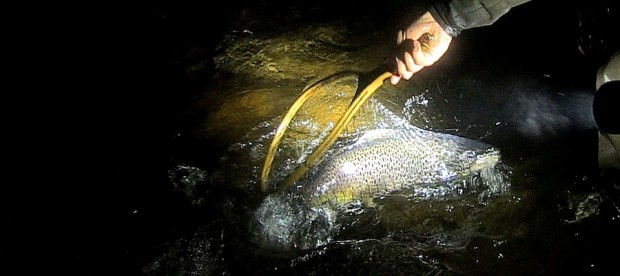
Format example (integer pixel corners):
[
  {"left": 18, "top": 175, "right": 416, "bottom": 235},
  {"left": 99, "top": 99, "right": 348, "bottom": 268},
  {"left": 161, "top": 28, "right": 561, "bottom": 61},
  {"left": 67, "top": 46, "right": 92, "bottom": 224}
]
[{"left": 25, "top": 1, "right": 618, "bottom": 275}]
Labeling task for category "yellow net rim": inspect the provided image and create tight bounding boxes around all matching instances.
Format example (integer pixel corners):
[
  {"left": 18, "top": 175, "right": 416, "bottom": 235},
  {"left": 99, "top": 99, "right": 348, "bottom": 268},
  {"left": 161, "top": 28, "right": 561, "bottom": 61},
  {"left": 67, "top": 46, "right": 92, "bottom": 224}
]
[{"left": 259, "top": 71, "right": 393, "bottom": 193}]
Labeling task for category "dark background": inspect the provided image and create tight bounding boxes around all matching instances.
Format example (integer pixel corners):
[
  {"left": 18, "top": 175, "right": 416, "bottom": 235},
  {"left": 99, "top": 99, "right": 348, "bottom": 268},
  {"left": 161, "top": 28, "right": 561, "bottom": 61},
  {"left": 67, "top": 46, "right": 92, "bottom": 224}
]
[{"left": 3, "top": 0, "right": 617, "bottom": 275}]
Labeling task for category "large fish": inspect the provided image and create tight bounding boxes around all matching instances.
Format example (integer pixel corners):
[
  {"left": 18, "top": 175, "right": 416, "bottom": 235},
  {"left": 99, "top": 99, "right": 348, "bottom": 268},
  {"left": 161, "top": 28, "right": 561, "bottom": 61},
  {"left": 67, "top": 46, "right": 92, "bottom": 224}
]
[
  {"left": 302, "top": 128, "right": 501, "bottom": 208},
  {"left": 251, "top": 102, "right": 509, "bottom": 251}
]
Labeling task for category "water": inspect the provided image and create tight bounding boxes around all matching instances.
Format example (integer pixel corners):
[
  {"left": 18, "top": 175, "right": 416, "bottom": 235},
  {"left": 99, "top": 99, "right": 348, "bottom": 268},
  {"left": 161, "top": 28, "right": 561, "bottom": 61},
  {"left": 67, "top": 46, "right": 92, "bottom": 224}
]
[{"left": 41, "top": 1, "right": 618, "bottom": 275}]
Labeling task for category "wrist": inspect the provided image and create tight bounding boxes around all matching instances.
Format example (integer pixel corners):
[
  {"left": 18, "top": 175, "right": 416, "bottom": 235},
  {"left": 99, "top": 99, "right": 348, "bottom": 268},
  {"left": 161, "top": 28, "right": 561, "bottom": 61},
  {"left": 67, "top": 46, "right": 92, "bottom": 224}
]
[{"left": 428, "top": 5, "right": 459, "bottom": 37}]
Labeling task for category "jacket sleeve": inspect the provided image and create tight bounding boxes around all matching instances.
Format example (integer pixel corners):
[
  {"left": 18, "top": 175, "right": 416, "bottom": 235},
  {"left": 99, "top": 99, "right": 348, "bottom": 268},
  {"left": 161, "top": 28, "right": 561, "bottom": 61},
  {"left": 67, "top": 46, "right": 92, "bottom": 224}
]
[{"left": 429, "top": 0, "right": 531, "bottom": 37}]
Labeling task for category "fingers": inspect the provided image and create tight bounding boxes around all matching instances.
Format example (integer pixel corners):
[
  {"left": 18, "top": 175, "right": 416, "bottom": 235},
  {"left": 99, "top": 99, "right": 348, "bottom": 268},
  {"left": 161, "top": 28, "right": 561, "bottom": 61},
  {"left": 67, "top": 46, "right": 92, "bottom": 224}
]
[
  {"left": 393, "top": 36, "right": 451, "bottom": 84},
  {"left": 392, "top": 56, "right": 423, "bottom": 84},
  {"left": 397, "top": 54, "right": 423, "bottom": 78},
  {"left": 390, "top": 71, "right": 401, "bottom": 85},
  {"left": 392, "top": 11, "right": 453, "bottom": 85},
  {"left": 412, "top": 40, "right": 437, "bottom": 67},
  {"left": 393, "top": 40, "right": 426, "bottom": 83}
]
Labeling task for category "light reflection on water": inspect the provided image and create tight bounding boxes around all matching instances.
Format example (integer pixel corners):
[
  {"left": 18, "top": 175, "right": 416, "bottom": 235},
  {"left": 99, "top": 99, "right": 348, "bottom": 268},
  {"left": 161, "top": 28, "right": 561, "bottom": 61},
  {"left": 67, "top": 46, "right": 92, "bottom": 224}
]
[
  {"left": 155, "top": 86, "right": 615, "bottom": 275},
  {"left": 145, "top": 3, "right": 619, "bottom": 275},
  {"left": 248, "top": 98, "right": 511, "bottom": 254}
]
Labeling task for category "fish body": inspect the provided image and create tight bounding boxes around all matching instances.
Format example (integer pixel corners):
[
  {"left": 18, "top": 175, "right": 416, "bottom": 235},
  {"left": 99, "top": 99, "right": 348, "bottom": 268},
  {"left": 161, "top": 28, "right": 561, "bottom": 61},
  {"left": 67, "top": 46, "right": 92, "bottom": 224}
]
[
  {"left": 303, "top": 128, "right": 500, "bottom": 207},
  {"left": 252, "top": 101, "right": 508, "bottom": 251}
]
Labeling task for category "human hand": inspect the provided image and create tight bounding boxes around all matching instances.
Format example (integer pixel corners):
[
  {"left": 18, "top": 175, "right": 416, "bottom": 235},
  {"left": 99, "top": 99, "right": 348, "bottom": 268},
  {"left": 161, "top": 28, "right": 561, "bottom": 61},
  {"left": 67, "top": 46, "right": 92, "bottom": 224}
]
[{"left": 391, "top": 11, "right": 453, "bottom": 85}]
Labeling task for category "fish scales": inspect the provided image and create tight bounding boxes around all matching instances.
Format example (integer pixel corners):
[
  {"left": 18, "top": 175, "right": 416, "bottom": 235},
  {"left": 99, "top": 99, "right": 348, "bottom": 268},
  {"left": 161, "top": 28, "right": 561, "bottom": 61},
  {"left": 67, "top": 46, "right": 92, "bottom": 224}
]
[
  {"left": 251, "top": 100, "right": 506, "bottom": 251},
  {"left": 303, "top": 128, "right": 499, "bottom": 207}
]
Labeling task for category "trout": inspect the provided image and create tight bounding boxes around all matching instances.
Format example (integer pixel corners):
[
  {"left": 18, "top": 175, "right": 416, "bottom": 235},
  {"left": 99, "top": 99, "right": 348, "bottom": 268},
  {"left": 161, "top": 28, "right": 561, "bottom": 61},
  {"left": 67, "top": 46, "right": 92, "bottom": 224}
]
[
  {"left": 251, "top": 102, "right": 508, "bottom": 251},
  {"left": 303, "top": 128, "right": 500, "bottom": 207}
]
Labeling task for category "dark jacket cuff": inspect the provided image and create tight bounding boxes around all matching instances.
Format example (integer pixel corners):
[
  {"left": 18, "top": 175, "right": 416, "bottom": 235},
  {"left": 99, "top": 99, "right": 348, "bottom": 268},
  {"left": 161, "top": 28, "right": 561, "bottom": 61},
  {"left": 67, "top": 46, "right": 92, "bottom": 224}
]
[
  {"left": 429, "top": 0, "right": 530, "bottom": 38},
  {"left": 429, "top": 2, "right": 461, "bottom": 37}
]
